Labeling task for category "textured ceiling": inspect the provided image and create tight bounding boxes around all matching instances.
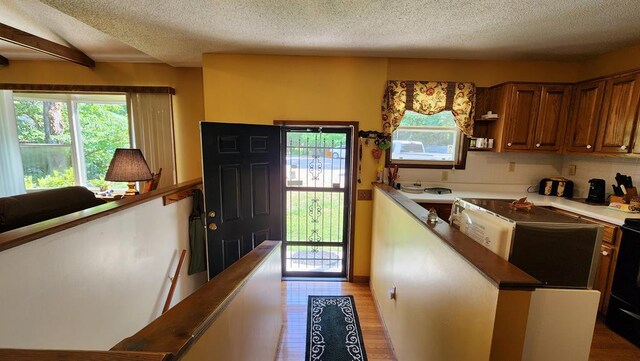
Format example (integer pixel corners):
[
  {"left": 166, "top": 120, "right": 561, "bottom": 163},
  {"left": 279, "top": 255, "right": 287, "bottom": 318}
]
[
  {"left": 0, "top": 0, "right": 158, "bottom": 62},
  {"left": 4, "top": 0, "right": 640, "bottom": 67}
]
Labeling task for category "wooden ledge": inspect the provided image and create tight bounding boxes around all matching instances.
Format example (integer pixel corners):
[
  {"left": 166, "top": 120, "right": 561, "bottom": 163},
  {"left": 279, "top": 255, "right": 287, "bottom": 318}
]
[
  {"left": 111, "top": 241, "right": 281, "bottom": 358},
  {"left": 0, "top": 179, "right": 202, "bottom": 253},
  {"left": 373, "top": 183, "right": 541, "bottom": 290},
  {"left": 0, "top": 349, "right": 171, "bottom": 361}
]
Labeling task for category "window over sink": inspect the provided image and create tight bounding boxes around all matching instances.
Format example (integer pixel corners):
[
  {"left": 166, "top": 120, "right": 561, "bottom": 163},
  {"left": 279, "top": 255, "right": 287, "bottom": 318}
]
[{"left": 389, "top": 110, "right": 467, "bottom": 168}]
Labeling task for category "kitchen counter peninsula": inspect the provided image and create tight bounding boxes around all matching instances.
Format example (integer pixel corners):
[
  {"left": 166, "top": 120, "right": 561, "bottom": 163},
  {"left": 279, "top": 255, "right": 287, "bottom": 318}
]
[{"left": 370, "top": 183, "right": 600, "bottom": 361}]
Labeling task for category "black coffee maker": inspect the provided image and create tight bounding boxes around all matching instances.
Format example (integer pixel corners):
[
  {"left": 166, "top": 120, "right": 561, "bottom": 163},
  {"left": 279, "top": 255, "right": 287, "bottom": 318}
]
[{"left": 587, "top": 178, "right": 606, "bottom": 203}]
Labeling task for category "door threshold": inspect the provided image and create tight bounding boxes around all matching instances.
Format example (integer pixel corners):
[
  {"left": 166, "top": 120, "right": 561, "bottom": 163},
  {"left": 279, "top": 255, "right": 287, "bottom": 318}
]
[{"left": 282, "top": 276, "right": 348, "bottom": 282}]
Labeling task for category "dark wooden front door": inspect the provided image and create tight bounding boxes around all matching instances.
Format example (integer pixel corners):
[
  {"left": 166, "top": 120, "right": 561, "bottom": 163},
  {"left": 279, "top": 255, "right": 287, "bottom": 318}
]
[{"left": 200, "top": 122, "right": 282, "bottom": 279}]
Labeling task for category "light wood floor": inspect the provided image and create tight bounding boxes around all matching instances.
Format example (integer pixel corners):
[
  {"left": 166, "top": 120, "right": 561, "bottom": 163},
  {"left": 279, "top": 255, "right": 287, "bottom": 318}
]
[
  {"left": 276, "top": 280, "right": 396, "bottom": 361},
  {"left": 276, "top": 280, "right": 640, "bottom": 361},
  {"left": 589, "top": 318, "right": 640, "bottom": 361}
]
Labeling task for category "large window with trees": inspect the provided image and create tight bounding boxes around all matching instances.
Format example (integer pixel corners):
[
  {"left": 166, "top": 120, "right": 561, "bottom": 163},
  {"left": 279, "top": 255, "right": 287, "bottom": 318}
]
[{"left": 13, "top": 93, "right": 130, "bottom": 190}]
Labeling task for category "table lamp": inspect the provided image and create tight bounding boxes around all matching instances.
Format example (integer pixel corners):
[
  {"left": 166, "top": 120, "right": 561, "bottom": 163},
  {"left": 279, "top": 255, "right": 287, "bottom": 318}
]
[{"left": 105, "top": 148, "right": 153, "bottom": 196}]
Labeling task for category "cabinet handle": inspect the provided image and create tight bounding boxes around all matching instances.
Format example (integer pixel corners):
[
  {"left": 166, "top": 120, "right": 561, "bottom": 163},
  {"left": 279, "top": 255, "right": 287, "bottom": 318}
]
[
  {"left": 507, "top": 142, "right": 512, "bottom": 147},
  {"left": 601, "top": 250, "right": 609, "bottom": 256},
  {"left": 621, "top": 145, "right": 627, "bottom": 150},
  {"left": 586, "top": 144, "right": 592, "bottom": 149},
  {"left": 535, "top": 143, "right": 541, "bottom": 148}
]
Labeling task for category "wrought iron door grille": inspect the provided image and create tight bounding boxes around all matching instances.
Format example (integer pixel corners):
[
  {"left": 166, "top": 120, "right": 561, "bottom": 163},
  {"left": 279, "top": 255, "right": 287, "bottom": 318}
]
[{"left": 283, "top": 129, "right": 350, "bottom": 276}]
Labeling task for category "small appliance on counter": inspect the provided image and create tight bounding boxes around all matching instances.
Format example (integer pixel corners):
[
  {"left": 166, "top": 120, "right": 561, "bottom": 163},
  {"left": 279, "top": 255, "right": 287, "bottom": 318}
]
[
  {"left": 587, "top": 178, "right": 606, "bottom": 204},
  {"left": 538, "top": 177, "right": 573, "bottom": 198},
  {"left": 451, "top": 198, "right": 602, "bottom": 288}
]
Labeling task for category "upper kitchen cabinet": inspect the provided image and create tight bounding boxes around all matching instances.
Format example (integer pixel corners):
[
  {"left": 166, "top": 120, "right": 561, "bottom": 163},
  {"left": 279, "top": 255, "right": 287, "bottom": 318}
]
[
  {"left": 502, "top": 84, "right": 541, "bottom": 150},
  {"left": 489, "top": 83, "right": 571, "bottom": 152},
  {"left": 565, "top": 80, "right": 606, "bottom": 153},
  {"left": 595, "top": 73, "right": 640, "bottom": 154},
  {"left": 534, "top": 86, "right": 572, "bottom": 151}
]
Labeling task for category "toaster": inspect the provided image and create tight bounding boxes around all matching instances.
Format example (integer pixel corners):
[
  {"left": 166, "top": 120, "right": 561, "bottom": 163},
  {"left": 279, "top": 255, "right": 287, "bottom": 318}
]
[{"left": 538, "top": 178, "right": 574, "bottom": 198}]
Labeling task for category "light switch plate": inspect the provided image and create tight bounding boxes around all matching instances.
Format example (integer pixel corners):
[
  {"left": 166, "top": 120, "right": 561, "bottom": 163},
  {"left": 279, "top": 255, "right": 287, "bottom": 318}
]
[
  {"left": 567, "top": 164, "right": 577, "bottom": 176},
  {"left": 508, "top": 162, "right": 516, "bottom": 172}
]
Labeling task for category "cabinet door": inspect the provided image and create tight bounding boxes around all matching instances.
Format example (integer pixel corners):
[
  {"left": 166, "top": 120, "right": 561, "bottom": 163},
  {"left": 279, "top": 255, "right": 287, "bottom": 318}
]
[
  {"left": 503, "top": 84, "right": 541, "bottom": 151},
  {"left": 565, "top": 80, "right": 605, "bottom": 153},
  {"left": 594, "top": 244, "right": 615, "bottom": 315},
  {"left": 533, "top": 85, "right": 571, "bottom": 151},
  {"left": 596, "top": 73, "right": 640, "bottom": 153}
]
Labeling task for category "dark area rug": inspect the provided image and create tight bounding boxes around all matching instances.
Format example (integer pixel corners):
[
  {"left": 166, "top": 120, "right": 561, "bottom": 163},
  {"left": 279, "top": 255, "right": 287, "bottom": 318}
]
[{"left": 306, "top": 295, "right": 368, "bottom": 361}]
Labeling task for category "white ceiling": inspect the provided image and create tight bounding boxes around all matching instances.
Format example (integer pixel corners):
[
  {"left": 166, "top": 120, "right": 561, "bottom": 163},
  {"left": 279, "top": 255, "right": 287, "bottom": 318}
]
[{"left": 1, "top": 0, "right": 640, "bottom": 67}]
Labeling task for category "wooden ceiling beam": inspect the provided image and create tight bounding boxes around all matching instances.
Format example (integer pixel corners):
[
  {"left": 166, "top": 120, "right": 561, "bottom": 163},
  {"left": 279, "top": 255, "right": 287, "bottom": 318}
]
[
  {"left": 0, "top": 54, "right": 8, "bottom": 66},
  {"left": 0, "top": 23, "right": 94, "bottom": 67}
]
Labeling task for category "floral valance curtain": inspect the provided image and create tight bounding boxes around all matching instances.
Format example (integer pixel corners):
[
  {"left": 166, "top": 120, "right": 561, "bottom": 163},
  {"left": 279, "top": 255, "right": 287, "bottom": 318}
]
[{"left": 381, "top": 80, "right": 476, "bottom": 136}]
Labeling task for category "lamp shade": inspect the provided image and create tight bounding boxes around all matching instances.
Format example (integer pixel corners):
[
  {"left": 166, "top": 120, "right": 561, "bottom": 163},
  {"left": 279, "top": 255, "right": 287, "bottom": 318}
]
[{"left": 105, "top": 148, "right": 153, "bottom": 182}]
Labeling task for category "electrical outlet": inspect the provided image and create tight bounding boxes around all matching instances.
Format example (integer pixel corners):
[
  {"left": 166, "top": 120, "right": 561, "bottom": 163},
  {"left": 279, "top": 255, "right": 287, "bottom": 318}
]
[
  {"left": 357, "top": 189, "right": 372, "bottom": 200},
  {"left": 441, "top": 171, "right": 449, "bottom": 181},
  {"left": 508, "top": 162, "right": 516, "bottom": 172},
  {"left": 567, "top": 164, "right": 577, "bottom": 176}
]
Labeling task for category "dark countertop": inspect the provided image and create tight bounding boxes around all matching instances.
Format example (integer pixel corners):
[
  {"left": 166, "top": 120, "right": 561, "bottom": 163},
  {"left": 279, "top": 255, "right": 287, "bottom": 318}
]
[
  {"left": 462, "top": 198, "right": 595, "bottom": 224},
  {"left": 374, "top": 183, "right": 541, "bottom": 290}
]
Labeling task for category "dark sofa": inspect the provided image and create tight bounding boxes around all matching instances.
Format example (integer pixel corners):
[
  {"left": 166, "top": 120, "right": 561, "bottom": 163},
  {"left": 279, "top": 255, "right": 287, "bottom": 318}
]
[{"left": 0, "top": 186, "right": 106, "bottom": 233}]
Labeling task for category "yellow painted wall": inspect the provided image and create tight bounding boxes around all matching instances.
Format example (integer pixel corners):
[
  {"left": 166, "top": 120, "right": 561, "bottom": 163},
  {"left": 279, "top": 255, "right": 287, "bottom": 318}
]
[
  {"left": 579, "top": 43, "right": 640, "bottom": 79},
  {"left": 203, "top": 54, "right": 388, "bottom": 276},
  {"left": 387, "top": 58, "right": 582, "bottom": 86},
  {"left": 201, "top": 54, "right": 588, "bottom": 277},
  {"left": 0, "top": 60, "right": 204, "bottom": 182}
]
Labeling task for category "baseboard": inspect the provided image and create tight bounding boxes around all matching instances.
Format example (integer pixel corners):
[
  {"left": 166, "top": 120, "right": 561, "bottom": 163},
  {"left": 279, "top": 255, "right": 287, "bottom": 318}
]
[
  {"left": 369, "top": 282, "right": 399, "bottom": 361},
  {"left": 352, "top": 275, "right": 370, "bottom": 283}
]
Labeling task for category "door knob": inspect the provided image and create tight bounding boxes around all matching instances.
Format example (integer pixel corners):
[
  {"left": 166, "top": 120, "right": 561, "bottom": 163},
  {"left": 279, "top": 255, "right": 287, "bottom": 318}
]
[
  {"left": 208, "top": 211, "right": 216, "bottom": 218},
  {"left": 208, "top": 223, "right": 218, "bottom": 231}
]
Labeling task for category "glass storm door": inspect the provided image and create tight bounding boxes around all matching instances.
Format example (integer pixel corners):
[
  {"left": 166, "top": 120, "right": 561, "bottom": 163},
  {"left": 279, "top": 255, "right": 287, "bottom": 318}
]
[{"left": 283, "top": 127, "right": 352, "bottom": 277}]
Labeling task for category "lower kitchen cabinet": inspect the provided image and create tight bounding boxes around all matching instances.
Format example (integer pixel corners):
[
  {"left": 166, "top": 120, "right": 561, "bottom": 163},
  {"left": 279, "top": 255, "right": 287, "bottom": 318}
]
[
  {"left": 595, "top": 243, "right": 617, "bottom": 315},
  {"left": 418, "top": 202, "right": 452, "bottom": 221}
]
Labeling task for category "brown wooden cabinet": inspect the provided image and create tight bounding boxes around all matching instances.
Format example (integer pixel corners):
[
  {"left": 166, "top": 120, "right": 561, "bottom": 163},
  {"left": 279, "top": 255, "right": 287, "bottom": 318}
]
[
  {"left": 503, "top": 84, "right": 541, "bottom": 150},
  {"left": 595, "top": 73, "right": 640, "bottom": 153},
  {"left": 595, "top": 243, "right": 616, "bottom": 315},
  {"left": 534, "top": 86, "right": 572, "bottom": 152},
  {"left": 565, "top": 80, "right": 605, "bottom": 153},
  {"left": 417, "top": 202, "right": 452, "bottom": 221},
  {"left": 487, "top": 83, "right": 571, "bottom": 152}
]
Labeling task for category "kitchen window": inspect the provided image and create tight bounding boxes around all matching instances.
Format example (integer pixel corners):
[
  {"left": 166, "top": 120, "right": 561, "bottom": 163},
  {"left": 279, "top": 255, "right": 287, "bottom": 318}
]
[
  {"left": 13, "top": 92, "right": 130, "bottom": 190},
  {"left": 389, "top": 110, "right": 467, "bottom": 168}
]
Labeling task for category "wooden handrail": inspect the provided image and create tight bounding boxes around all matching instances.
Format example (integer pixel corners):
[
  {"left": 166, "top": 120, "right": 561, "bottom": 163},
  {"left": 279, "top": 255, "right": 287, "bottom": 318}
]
[
  {"left": 0, "top": 179, "right": 202, "bottom": 253},
  {"left": 163, "top": 249, "right": 187, "bottom": 314},
  {"left": 0, "top": 349, "right": 172, "bottom": 361},
  {"left": 111, "top": 241, "right": 281, "bottom": 359}
]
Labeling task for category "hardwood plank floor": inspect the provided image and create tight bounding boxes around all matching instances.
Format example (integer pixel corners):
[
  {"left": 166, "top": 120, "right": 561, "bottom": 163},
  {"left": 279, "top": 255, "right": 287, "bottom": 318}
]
[
  {"left": 589, "top": 318, "right": 640, "bottom": 361},
  {"left": 276, "top": 280, "right": 396, "bottom": 361},
  {"left": 276, "top": 280, "right": 640, "bottom": 361}
]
